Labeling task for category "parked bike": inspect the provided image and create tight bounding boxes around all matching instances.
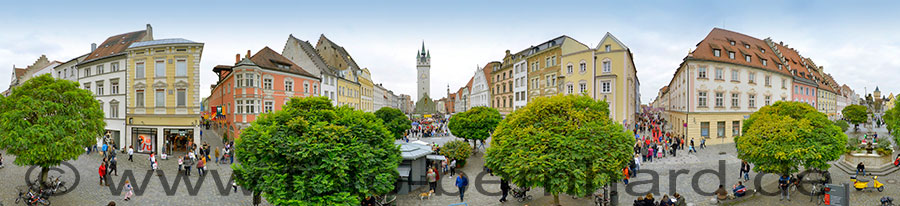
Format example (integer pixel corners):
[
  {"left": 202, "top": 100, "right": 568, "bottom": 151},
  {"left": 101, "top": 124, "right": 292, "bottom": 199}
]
[
  {"left": 511, "top": 186, "right": 533, "bottom": 202},
  {"left": 15, "top": 186, "right": 50, "bottom": 206}
]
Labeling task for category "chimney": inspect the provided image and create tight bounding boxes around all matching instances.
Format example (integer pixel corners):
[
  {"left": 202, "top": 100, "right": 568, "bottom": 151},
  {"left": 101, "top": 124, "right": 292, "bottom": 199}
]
[
  {"left": 236, "top": 54, "right": 240, "bottom": 64},
  {"left": 145, "top": 24, "right": 154, "bottom": 40},
  {"left": 246, "top": 50, "right": 251, "bottom": 58},
  {"left": 779, "top": 41, "right": 783, "bottom": 45},
  {"left": 91, "top": 43, "right": 97, "bottom": 52}
]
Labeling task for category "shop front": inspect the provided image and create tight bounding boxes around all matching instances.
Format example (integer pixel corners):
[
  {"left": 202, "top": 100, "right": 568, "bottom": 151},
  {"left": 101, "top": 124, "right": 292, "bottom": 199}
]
[{"left": 132, "top": 127, "right": 157, "bottom": 154}]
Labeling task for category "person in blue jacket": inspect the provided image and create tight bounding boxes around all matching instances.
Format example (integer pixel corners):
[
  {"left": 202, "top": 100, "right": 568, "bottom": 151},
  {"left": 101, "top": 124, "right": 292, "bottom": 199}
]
[{"left": 455, "top": 172, "right": 469, "bottom": 202}]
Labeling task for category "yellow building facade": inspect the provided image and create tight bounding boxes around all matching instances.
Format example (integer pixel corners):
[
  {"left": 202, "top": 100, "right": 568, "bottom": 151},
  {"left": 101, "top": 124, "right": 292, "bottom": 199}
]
[
  {"left": 125, "top": 38, "right": 203, "bottom": 155},
  {"left": 560, "top": 46, "right": 593, "bottom": 97},
  {"left": 336, "top": 70, "right": 361, "bottom": 109},
  {"left": 359, "top": 68, "right": 375, "bottom": 112},
  {"left": 594, "top": 33, "right": 640, "bottom": 128}
]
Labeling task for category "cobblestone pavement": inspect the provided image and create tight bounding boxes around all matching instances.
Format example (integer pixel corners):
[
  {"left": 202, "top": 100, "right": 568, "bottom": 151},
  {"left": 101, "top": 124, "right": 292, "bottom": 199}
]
[{"left": 0, "top": 126, "right": 271, "bottom": 206}]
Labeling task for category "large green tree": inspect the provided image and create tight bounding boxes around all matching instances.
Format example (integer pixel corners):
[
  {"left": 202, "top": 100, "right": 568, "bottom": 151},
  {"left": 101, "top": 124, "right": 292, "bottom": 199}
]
[
  {"left": 232, "top": 97, "right": 401, "bottom": 205},
  {"left": 439, "top": 140, "right": 472, "bottom": 163},
  {"left": 737, "top": 101, "right": 847, "bottom": 175},
  {"left": 843, "top": 105, "right": 868, "bottom": 131},
  {"left": 448, "top": 106, "right": 502, "bottom": 150},
  {"left": 0, "top": 74, "right": 106, "bottom": 184},
  {"left": 374, "top": 107, "right": 412, "bottom": 139},
  {"left": 485, "top": 95, "right": 634, "bottom": 206},
  {"left": 884, "top": 106, "right": 900, "bottom": 143}
]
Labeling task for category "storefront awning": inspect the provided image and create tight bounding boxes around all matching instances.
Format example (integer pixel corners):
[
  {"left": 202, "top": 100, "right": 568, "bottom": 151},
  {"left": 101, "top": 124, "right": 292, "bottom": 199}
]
[
  {"left": 426, "top": 155, "right": 446, "bottom": 161},
  {"left": 397, "top": 166, "right": 411, "bottom": 178}
]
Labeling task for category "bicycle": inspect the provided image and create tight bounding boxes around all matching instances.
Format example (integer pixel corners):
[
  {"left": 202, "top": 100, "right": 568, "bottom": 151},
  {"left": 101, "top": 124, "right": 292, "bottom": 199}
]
[
  {"left": 47, "top": 176, "right": 68, "bottom": 195},
  {"left": 15, "top": 186, "right": 50, "bottom": 206}
]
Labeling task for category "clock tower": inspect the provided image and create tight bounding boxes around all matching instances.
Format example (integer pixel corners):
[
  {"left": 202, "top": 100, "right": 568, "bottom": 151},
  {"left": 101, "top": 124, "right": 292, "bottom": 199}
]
[{"left": 416, "top": 42, "right": 431, "bottom": 101}]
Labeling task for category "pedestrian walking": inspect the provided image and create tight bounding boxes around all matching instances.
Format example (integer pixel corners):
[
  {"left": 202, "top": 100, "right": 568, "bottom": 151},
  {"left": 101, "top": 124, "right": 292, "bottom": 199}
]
[
  {"left": 123, "top": 180, "right": 133, "bottom": 201},
  {"left": 455, "top": 172, "right": 468, "bottom": 202},
  {"left": 623, "top": 167, "right": 630, "bottom": 184},
  {"left": 215, "top": 147, "right": 220, "bottom": 164},
  {"left": 110, "top": 156, "right": 118, "bottom": 176},
  {"left": 197, "top": 157, "right": 206, "bottom": 176},
  {"left": 127, "top": 146, "right": 134, "bottom": 162},
  {"left": 740, "top": 161, "right": 751, "bottom": 181},
  {"left": 449, "top": 159, "right": 457, "bottom": 176},
  {"left": 183, "top": 154, "right": 194, "bottom": 176},
  {"left": 647, "top": 147, "right": 655, "bottom": 162},
  {"left": 178, "top": 156, "right": 184, "bottom": 172},
  {"left": 426, "top": 168, "right": 437, "bottom": 192},
  {"left": 99, "top": 161, "right": 107, "bottom": 186},
  {"left": 500, "top": 178, "right": 510, "bottom": 203}
]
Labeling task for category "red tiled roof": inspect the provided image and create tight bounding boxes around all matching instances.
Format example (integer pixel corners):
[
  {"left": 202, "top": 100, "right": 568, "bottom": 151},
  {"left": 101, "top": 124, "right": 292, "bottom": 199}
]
[
  {"left": 689, "top": 28, "right": 792, "bottom": 77},
  {"left": 249, "top": 47, "right": 316, "bottom": 78},
  {"left": 84, "top": 30, "right": 148, "bottom": 62}
]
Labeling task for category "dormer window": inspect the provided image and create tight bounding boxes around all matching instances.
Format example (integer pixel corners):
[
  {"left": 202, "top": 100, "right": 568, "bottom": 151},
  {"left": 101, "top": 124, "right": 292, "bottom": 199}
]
[
  {"left": 713, "top": 49, "right": 721, "bottom": 57},
  {"left": 605, "top": 45, "right": 611, "bottom": 52},
  {"left": 728, "top": 51, "right": 735, "bottom": 59},
  {"left": 276, "top": 64, "right": 290, "bottom": 69},
  {"left": 729, "top": 41, "right": 736, "bottom": 46},
  {"left": 745, "top": 55, "right": 751, "bottom": 62},
  {"left": 778, "top": 64, "right": 783, "bottom": 70},
  {"left": 761, "top": 48, "right": 766, "bottom": 53},
  {"left": 744, "top": 44, "right": 750, "bottom": 49},
  {"left": 762, "top": 59, "right": 767, "bottom": 66}
]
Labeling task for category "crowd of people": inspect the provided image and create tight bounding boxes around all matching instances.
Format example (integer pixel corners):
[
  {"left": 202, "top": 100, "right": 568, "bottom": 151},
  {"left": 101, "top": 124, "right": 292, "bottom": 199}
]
[{"left": 406, "top": 117, "right": 448, "bottom": 140}]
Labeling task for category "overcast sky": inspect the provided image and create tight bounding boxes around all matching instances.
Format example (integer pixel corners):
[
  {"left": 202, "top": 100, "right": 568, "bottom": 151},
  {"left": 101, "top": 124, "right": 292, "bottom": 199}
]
[{"left": 2, "top": 1, "right": 899, "bottom": 103}]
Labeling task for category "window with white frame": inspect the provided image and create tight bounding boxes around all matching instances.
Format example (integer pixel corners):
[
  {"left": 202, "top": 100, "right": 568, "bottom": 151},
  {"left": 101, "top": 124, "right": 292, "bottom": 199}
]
[
  {"left": 602, "top": 60, "right": 611, "bottom": 73},
  {"left": 579, "top": 62, "right": 586, "bottom": 72},
  {"left": 176, "top": 59, "right": 187, "bottom": 76},
  {"left": 698, "top": 91, "right": 708, "bottom": 107},
  {"left": 714, "top": 49, "right": 721, "bottom": 57},
  {"left": 765, "top": 75, "right": 771, "bottom": 86},
  {"left": 715, "top": 68, "right": 724, "bottom": 80},
  {"left": 601, "top": 81, "right": 611, "bottom": 93},
  {"left": 715, "top": 92, "right": 724, "bottom": 107},
  {"left": 567, "top": 64, "right": 573, "bottom": 74},
  {"left": 236, "top": 100, "right": 244, "bottom": 114},
  {"left": 155, "top": 60, "right": 165, "bottom": 77},
  {"left": 136, "top": 90, "right": 144, "bottom": 107},
  {"left": 605, "top": 45, "right": 611, "bottom": 52},
  {"left": 731, "top": 93, "right": 739, "bottom": 108},
  {"left": 177, "top": 89, "right": 186, "bottom": 107},
  {"left": 745, "top": 55, "right": 751, "bottom": 62},
  {"left": 698, "top": 67, "right": 707, "bottom": 78},
  {"left": 97, "top": 65, "right": 104, "bottom": 74},
  {"left": 313, "top": 84, "right": 318, "bottom": 94},
  {"left": 731, "top": 69, "right": 739, "bottom": 81},
  {"left": 285, "top": 80, "right": 293, "bottom": 91},
  {"left": 155, "top": 89, "right": 165, "bottom": 107},
  {"left": 579, "top": 83, "right": 587, "bottom": 94},
  {"left": 748, "top": 72, "right": 756, "bottom": 84},
  {"left": 567, "top": 84, "right": 574, "bottom": 94},
  {"left": 264, "top": 101, "right": 274, "bottom": 113},
  {"left": 304, "top": 82, "right": 310, "bottom": 93},
  {"left": 748, "top": 94, "right": 756, "bottom": 108},
  {"left": 545, "top": 57, "right": 551, "bottom": 68},
  {"left": 762, "top": 59, "right": 767, "bottom": 66},
  {"left": 236, "top": 74, "right": 243, "bottom": 87},
  {"left": 110, "top": 102, "right": 118, "bottom": 118},
  {"left": 96, "top": 81, "right": 104, "bottom": 95},
  {"left": 728, "top": 51, "right": 735, "bottom": 59},
  {"left": 246, "top": 73, "right": 255, "bottom": 87},
  {"left": 765, "top": 95, "right": 771, "bottom": 106},
  {"left": 111, "top": 80, "right": 119, "bottom": 94},
  {"left": 263, "top": 77, "right": 273, "bottom": 90},
  {"left": 111, "top": 62, "right": 119, "bottom": 72}
]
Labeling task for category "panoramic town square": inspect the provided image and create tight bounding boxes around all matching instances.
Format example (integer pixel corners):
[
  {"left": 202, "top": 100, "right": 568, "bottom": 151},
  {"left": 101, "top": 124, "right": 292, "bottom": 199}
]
[{"left": 2, "top": 1, "right": 900, "bottom": 206}]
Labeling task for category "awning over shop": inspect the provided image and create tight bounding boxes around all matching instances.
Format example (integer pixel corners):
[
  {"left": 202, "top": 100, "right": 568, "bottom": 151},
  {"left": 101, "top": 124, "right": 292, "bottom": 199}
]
[
  {"left": 397, "top": 166, "right": 411, "bottom": 178},
  {"left": 426, "top": 155, "right": 446, "bottom": 161}
]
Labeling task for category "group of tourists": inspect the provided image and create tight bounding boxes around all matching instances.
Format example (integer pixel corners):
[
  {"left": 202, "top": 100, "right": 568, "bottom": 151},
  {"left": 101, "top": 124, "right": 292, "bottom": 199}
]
[
  {"left": 407, "top": 117, "right": 448, "bottom": 139},
  {"left": 633, "top": 193, "right": 687, "bottom": 206}
]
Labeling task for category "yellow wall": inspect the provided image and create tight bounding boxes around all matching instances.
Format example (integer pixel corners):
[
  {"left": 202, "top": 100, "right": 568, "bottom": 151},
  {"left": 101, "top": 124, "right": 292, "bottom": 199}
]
[
  {"left": 561, "top": 49, "right": 593, "bottom": 97},
  {"left": 358, "top": 69, "right": 374, "bottom": 112},
  {"left": 526, "top": 47, "right": 561, "bottom": 99},
  {"left": 593, "top": 34, "right": 639, "bottom": 127},
  {"left": 669, "top": 111, "right": 749, "bottom": 145},
  {"left": 337, "top": 77, "right": 361, "bottom": 110},
  {"left": 126, "top": 43, "right": 203, "bottom": 126}
]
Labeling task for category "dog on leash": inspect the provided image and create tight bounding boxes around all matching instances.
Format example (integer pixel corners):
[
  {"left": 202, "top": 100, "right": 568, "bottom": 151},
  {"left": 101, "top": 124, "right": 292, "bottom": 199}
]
[{"left": 419, "top": 190, "right": 434, "bottom": 200}]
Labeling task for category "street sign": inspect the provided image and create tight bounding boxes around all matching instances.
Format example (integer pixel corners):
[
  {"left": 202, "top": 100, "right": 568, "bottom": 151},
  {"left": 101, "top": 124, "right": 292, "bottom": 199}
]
[{"left": 824, "top": 183, "right": 849, "bottom": 206}]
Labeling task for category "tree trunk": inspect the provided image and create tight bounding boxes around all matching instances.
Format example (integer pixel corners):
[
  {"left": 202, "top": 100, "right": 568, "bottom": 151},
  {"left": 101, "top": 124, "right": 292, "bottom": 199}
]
[
  {"left": 553, "top": 193, "right": 560, "bottom": 206},
  {"left": 40, "top": 167, "right": 49, "bottom": 188},
  {"left": 473, "top": 139, "right": 478, "bottom": 152}
]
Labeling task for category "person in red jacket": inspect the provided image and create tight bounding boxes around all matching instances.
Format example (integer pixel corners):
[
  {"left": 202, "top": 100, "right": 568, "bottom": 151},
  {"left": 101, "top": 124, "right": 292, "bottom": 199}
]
[{"left": 99, "top": 161, "right": 108, "bottom": 186}]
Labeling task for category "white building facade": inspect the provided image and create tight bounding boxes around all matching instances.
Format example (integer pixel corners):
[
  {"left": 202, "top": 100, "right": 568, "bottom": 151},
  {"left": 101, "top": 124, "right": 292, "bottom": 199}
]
[
  {"left": 469, "top": 66, "right": 490, "bottom": 108},
  {"left": 283, "top": 35, "right": 338, "bottom": 105},
  {"left": 513, "top": 60, "right": 528, "bottom": 110}
]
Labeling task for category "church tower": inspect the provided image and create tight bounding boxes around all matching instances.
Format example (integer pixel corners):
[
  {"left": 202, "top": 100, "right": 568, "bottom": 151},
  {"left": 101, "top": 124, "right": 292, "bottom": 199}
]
[{"left": 417, "top": 42, "right": 431, "bottom": 101}]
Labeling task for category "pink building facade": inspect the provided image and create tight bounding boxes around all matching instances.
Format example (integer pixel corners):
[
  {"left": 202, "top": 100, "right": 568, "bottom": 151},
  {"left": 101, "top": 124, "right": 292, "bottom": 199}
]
[{"left": 208, "top": 47, "right": 320, "bottom": 139}]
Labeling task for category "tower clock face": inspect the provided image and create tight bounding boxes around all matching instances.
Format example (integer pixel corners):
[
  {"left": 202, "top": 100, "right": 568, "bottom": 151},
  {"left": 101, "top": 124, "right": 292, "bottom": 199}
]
[{"left": 421, "top": 73, "right": 427, "bottom": 79}]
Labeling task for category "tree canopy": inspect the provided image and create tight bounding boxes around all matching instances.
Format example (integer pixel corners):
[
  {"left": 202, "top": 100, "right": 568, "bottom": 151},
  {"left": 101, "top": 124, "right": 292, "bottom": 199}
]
[
  {"left": 737, "top": 101, "right": 847, "bottom": 175},
  {"left": 884, "top": 106, "right": 900, "bottom": 142},
  {"left": 232, "top": 97, "right": 401, "bottom": 205},
  {"left": 485, "top": 95, "right": 634, "bottom": 205},
  {"left": 843, "top": 105, "right": 868, "bottom": 126},
  {"left": 374, "top": 107, "right": 412, "bottom": 139},
  {"left": 439, "top": 140, "right": 472, "bottom": 162},
  {"left": 0, "top": 74, "right": 106, "bottom": 183},
  {"left": 448, "top": 106, "right": 502, "bottom": 149}
]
